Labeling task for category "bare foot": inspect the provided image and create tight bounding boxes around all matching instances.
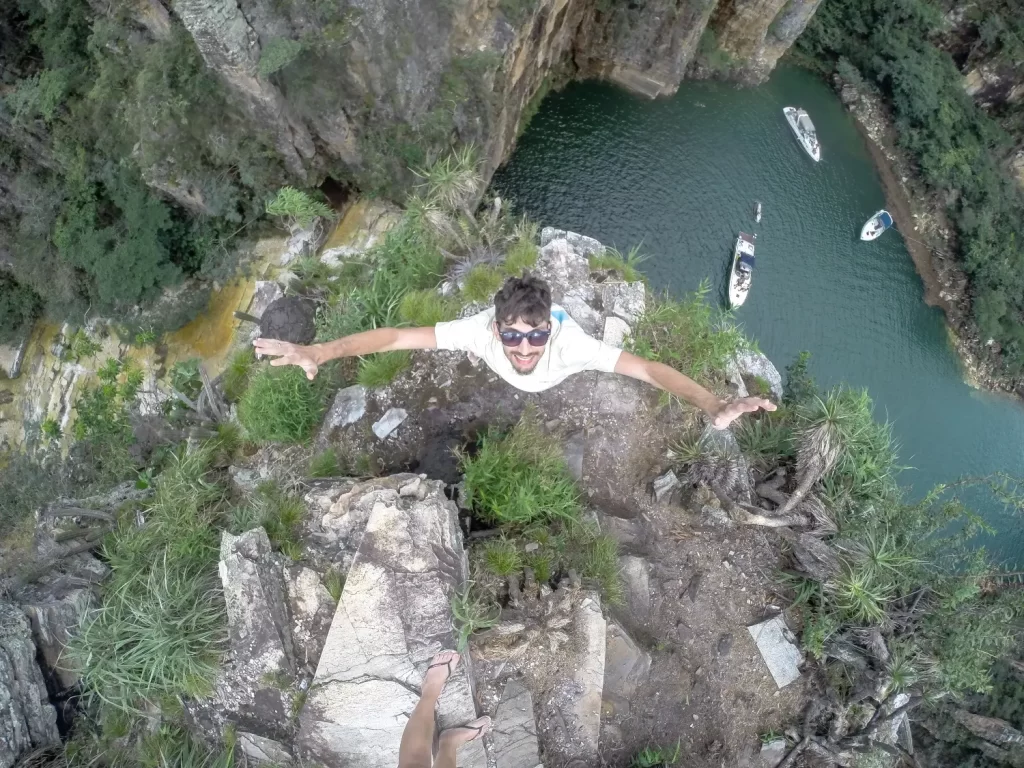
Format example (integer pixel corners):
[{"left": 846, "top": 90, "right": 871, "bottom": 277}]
[
  {"left": 439, "top": 716, "right": 492, "bottom": 750},
  {"left": 422, "top": 650, "right": 460, "bottom": 699}
]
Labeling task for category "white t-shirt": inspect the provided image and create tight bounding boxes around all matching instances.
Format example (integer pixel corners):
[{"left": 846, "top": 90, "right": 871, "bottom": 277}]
[{"left": 434, "top": 304, "right": 622, "bottom": 393}]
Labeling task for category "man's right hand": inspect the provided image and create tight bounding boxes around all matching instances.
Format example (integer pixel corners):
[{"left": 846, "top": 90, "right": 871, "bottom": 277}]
[{"left": 253, "top": 338, "right": 321, "bottom": 380}]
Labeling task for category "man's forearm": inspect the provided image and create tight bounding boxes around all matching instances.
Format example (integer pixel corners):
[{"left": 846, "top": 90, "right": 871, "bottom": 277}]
[
  {"left": 645, "top": 360, "right": 725, "bottom": 417},
  {"left": 310, "top": 328, "right": 402, "bottom": 364}
]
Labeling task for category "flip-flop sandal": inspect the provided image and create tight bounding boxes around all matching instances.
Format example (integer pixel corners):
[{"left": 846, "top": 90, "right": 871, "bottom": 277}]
[
  {"left": 425, "top": 653, "right": 459, "bottom": 684},
  {"left": 449, "top": 717, "right": 491, "bottom": 742}
]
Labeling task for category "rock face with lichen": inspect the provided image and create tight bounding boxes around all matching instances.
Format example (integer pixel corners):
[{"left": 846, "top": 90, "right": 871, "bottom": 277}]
[{"left": 128, "top": 0, "right": 822, "bottom": 207}]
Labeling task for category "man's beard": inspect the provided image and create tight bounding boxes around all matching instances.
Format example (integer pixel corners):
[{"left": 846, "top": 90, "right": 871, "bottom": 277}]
[{"left": 505, "top": 349, "right": 543, "bottom": 375}]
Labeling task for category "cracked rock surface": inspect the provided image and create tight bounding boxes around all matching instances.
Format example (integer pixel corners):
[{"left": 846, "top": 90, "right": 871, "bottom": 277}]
[{"left": 297, "top": 480, "right": 484, "bottom": 768}]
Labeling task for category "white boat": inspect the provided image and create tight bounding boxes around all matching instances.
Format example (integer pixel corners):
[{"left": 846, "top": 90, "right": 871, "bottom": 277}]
[
  {"left": 783, "top": 107, "right": 821, "bottom": 162},
  {"left": 754, "top": 201, "right": 762, "bottom": 223},
  {"left": 860, "top": 209, "right": 893, "bottom": 241},
  {"left": 728, "top": 232, "right": 757, "bottom": 308}
]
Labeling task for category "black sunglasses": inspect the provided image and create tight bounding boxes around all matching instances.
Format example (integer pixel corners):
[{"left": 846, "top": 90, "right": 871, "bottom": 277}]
[{"left": 497, "top": 328, "right": 551, "bottom": 347}]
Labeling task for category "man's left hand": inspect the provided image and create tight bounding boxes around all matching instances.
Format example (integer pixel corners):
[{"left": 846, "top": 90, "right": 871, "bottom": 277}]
[{"left": 711, "top": 397, "right": 777, "bottom": 429}]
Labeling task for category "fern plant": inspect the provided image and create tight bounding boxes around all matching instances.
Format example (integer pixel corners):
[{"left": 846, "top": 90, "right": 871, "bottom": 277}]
[{"left": 265, "top": 187, "right": 333, "bottom": 230}]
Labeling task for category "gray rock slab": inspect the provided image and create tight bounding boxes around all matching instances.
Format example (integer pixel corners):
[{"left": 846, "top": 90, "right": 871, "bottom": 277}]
[
  {"left": 21, "top": 587, "right": 94, "bottom": 689},
  {"left": 747, "top": 615, "right": 804, "bottom": 689},
  {"left": 759, "top": 738, "right": 787, "bottom": 767},
  {"left": 285, "top": 566, "right": 336, "bottom": 670},
  {"left": 601, "top": 282, "right": 646, "bottom": 325},
  {"left": 492, "top": 680, "right": 542, "bottom": 768},
  {"left": 726, "top": 350, "right": 783, "bottom": 400},
  {"left": 219, "top": 529, "right": 293, "bottom": 676},
  {"left": 238, "top": 731, "right": 292, "bottom": 764},
  {"left": 372, "top": 407, "right": 407, "bottom": 439},
  {"left": 297, "top": 481, "right": 484, "bottom": 768},
  {"left": 325, "top": 385, "right": 367, "bottom": 430},
  {"left": 603, "top": 620, "right": 651, "bottom": 718},
  {"left": 540, "top": 592, "right": 605, "bottom": 765},
  {"left": 536, "top": 237, "right": 594, "bottom": 304},
  {"left": 0, "top": 602, "right": 59, "bottom": 768},
  {"left": 602, "top": 316, "right": 631, "bottom": 348},
  {"left": 248, "top": 281, "right": 284, "bottom": 323},
  {"left": 652, "top": 470, "right": 681, "bottom": 502},
  {"left": 559, "top": 292, "right": 602, "bottom": 336},
  {"left": 618, "top": 556, "right": 651, "bottom": 619},
  {"left": 540, "top": 228, "right": 604, "bottom": 256}
]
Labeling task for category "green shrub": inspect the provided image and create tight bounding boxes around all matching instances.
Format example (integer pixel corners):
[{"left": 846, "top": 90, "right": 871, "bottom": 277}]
[
  {"left": 309, "top": 447, "right": 342, "bottom": 478},
  {"left": 64, "top": 328, "right": 102, "bottom": 361},
  {"left": 462, "top": 264, "right": 504, "bottom": 304},
  {"left": 482, "top": 537, "right": 523, "bottom": 577},
  {"left": 316, "top": 215, "right": 446, "bottom": 342},
  {"left": 357, "top": 350, "right": 411, "bottom": 388},
  {"left": 631, "top": 742, "right": 681, "bottom": 768},
  {"left": 40, "top": 417, "right": 61, "bottom": 441},
  {"left": 587, "top": 245, "right": 646, "bottom": 282},
  {"left": 503, "top": 236, "right": 539, "bottom": 276},
  {"left": 627, "top": 280, "right": 746, "bottom": 387},
  {"left": 0, "top": 274, "right": 41, "bottom": 343},
  {"left": 398, "top": 289, "right": 459, "bottom": 326},
  {"left": 237, "top": 365, "right": 325, "bottom": 443},
  {"left": 69, "top": 443, "right": 226, "bottom": 712},
  {"left": 258, "top": 38, "right": 305, "bottom": 76},
  {"left": 324, "top": 567, "right": 345, "bottom": 602},
  {"left": 170, "top": 358, "right": 202, "bottom": 400},
  {"left": 221, "top": 347, "right": 255, "bottom": 402},
  {"left": 246, "top": 481, "right": 305, "bottom": 558},
  {"left": 461, "top": 411, "right": 582, "bottom": 527},
  {"left": 265, "top": 186, "right": 333, "bottom": 230},
  {"left": 451, "top": 585, "right": 499, "bottom": 650},
  {"left": 571, "top": 531, "right": 623, "bottom": 605}
]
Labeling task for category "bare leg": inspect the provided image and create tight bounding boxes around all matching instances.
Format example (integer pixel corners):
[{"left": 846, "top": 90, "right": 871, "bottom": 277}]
[
  {"left": 398, "top": 651, "right": 460, "bottom": 768},
  {"left": 433, "top": 716, "right": 492, "bottom": 768}
]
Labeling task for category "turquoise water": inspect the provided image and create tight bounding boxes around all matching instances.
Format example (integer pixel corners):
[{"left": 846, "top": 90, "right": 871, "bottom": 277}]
[{"left": 491, "top": 65, "right": 1024, "bottom": 564}]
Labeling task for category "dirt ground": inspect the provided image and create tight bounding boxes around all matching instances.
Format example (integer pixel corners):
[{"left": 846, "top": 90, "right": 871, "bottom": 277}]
[
  {"left": 600, "top": 502, "right": 806, "bottom": 768},
  {"left": 319, "top": 347, "right": 807, "bottom": 767}
]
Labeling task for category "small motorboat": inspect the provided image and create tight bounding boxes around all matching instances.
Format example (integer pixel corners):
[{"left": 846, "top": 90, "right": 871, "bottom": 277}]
[
  {"left": 728, "top": 232, "right": 757, "bottom": 308},
  {"left": 860, "top": 209, "right": 893, "bottom": 241},
  {"left": 783, "top": 107, "right": 821, "bottom": 162},
  {"left": 754, "top": 201, "right": 762, "bottom": 223}
]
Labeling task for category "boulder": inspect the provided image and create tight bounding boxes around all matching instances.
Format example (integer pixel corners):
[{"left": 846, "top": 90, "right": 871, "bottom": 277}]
[
  {"left": 258, "top": 297, "right": 316, "bottom": 345},
  {"left": 297, "top": 480, "right": 484, "bottom": 768},
  {"left": 0, "top": 602, "right": 59, "bottom": 768}
]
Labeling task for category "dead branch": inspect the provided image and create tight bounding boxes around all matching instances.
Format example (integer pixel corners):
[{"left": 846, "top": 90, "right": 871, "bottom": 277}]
[
  {"left": 50, "top": 507, "right": 114, "bottom": 523},
  {"left": 755, "top": 482, "right": 789, "bottom": 507},
  {"left": 711, "top": 482, "right": 810, "bottom": 528}
]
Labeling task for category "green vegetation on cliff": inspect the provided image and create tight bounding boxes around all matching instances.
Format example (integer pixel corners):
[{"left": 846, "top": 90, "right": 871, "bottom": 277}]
[{"left": 799, "top": 0, "right": 1024, "bottom": 376}]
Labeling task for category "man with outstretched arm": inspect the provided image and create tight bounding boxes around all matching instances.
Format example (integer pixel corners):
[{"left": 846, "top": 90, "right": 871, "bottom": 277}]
[{"left": 253, "top": 274, "right": 775, "bottom": 429}]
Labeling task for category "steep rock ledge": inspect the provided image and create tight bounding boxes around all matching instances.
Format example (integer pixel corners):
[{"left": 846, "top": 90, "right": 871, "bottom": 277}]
[{"left": 166, "top": 0, "right": 821, "bottom": 197}]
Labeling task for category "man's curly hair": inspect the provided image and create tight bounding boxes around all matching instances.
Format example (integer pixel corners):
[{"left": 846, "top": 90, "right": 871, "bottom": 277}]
[{"left": 493, "top": 273, "right": 552, "bottom": 327}]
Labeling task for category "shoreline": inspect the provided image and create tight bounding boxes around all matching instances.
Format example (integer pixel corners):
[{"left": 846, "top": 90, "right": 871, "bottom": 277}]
[{"left": 836, "top": 76, "right": 1022, "bottom": 399}]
